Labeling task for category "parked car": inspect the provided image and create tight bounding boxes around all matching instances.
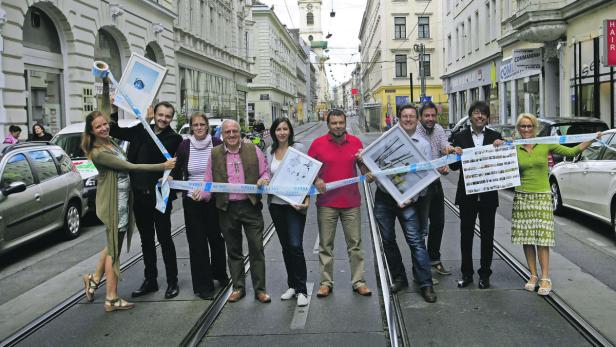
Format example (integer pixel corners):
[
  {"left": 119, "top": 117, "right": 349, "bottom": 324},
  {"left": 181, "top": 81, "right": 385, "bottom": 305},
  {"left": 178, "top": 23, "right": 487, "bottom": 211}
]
[
  {"left": 0, "top": 142, "right": 85, "bottom": 254},
  {"left": 51, "top": 120, "right": 137, "bottom": 212},
  {"left": 447, "top": 116, "right": 470, "bottom": 142},
  {"left": 549, "top": 129, "right": 616, "bottom": 234},
  {"left": 178, "top": 117, "right": 224, "bottom": 139},
  {"left": 488, "top": 124, "right": 516, "bottom": 138},
  {"left": 538, "top": 117, "right": 609, "bottom": 167}
]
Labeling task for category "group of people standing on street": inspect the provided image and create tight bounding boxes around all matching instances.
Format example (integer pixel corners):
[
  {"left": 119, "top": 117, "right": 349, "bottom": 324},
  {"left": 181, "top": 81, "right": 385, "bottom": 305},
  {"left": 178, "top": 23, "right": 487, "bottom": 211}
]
[{"left": 77, "top": 96, "right": 601, "bottom": 312}]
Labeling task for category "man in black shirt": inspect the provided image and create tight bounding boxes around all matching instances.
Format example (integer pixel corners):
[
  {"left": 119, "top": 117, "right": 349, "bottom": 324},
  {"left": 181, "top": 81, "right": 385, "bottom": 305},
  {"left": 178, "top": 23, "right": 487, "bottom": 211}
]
[{"left": 110, "top": 101, "right": 183, "bottom": 299}]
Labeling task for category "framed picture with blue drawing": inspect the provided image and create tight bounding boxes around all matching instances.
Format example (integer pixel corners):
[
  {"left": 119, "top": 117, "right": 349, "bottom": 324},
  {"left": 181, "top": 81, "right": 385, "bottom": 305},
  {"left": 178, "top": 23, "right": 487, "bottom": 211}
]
[
  {"left": 113, "top": 53, "right": 167, "bottom": 117},
  {"left": 361, "top": 125, "right": 439, "bottom": 205},
  {"left": 269, "top": 147, "right": 322, "bottom": 205}
]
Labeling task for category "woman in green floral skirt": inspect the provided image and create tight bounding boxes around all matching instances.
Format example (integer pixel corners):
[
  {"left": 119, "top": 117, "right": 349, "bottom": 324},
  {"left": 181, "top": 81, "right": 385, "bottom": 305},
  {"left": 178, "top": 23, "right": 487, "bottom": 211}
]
[{"left": 496, "top": 113, "right": 600, "bottom": 296}]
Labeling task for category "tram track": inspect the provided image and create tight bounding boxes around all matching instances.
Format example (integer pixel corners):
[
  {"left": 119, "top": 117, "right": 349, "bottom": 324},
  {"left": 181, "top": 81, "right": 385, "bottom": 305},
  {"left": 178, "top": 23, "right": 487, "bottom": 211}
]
[
  {"left": 0, "top": 224, "right": 188, "bottom": 347},
  {"left": 362, "top": 181, "right": 614, "bottom": 347},
  {"left": 179, "top": 222, "right": 277, "bottom": 347},
  {"left": 443, "top": 197, "right": 614, "bottom": 347}
]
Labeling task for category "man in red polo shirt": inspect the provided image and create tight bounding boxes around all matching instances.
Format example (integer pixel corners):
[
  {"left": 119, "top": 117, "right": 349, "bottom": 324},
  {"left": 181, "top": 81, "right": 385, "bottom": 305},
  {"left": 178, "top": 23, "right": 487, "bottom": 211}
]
[{"left": 308, "top": 109, "right": 372, "bottom": 297}]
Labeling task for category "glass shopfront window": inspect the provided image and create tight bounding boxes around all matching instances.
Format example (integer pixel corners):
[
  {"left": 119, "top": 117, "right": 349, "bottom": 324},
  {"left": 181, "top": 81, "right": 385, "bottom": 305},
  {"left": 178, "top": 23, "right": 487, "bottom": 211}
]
[
  {"left": 528, "top": 75, "right": 540, "bottom": 116},
  {"left": 516, "top": 79, "right": 525, "bottom": 115},
  {"left": 460, "top": 90, "right": 467, "bottom": 115},
  {"left": 483, "top": 84, "right": 499, "bottom": 125},
  {"left": 504, "top": 81, "right": 512, "bottom": 123}
]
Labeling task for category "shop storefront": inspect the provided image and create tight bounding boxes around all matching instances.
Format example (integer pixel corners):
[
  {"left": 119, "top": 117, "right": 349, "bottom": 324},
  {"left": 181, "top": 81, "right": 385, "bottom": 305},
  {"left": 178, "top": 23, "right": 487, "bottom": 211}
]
[
  {"left": 444, "top": 59, "right": 500, "bottom": 125},
  {"left": 499, "top": 51, "right": 542, "bottom": 125}
]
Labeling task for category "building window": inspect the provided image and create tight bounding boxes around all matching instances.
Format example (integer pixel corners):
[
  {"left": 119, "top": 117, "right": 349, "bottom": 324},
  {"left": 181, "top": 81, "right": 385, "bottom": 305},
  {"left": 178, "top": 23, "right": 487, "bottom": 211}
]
[
  {"left": 394, "top": 17, "right": 406, "bottom": 39},
  {"left": 447, "top": 35, "right": 452, "bottom": 64},
  {"left": 474, "top": 11, "right": 479, "bottom": 50},
  {"left": 460, "top": 23, "right": 465, "bottom": 58},
  {"left": 421, "top": 54, "right": 431, "bottom": 77},
  {"left": 486, "top": 2, "right": 491, "bottom": 43},
  {"left": 455, "top": 28, "right": 460, "bottom": 60},
  {"left": 467, "top": 17, "right": 472, "bottom": 54},
  {"left": 491, "top": 0, "right": 497, "bottom": 40},
  {"left": 307, "top": 12, "right": 314, "bottom": 25},
  {"left": 395, "top": 54, "right": 407, "bottom": 77},
  {"left": 418, "top": 16, "right": 430, "bottom": 38}
]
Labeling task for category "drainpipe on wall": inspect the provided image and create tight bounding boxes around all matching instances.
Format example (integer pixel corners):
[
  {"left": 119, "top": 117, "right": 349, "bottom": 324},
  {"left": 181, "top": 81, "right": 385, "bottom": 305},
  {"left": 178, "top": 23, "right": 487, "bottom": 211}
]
[{"left": 0, "top": 4, "right": 7, "bottom": 138}]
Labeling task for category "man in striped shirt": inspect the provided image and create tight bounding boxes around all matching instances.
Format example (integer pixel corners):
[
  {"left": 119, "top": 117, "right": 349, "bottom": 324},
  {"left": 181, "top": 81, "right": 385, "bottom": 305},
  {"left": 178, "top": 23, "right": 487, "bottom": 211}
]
[{"left": 415, "top": 102, "right": 457, "bottom": 278}]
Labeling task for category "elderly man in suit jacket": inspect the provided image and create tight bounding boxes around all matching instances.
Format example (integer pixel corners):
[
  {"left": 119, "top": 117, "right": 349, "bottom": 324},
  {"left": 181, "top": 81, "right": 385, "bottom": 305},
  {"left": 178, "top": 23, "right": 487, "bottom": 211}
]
[{"left": 449, "top": 101, "right": 502, "bottom": 290}]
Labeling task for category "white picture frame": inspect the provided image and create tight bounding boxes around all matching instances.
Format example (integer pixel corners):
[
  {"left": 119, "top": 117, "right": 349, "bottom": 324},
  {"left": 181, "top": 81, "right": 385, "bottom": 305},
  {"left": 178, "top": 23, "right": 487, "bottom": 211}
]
[
  {"left": 269, "top": 146, "right": 322, "bottom": 205},
  {"left": 113, "top": 53, "right": 167, "bottom": 117},
  {"left": 361, "top": 125, "right": 440, "bottom": 205}
]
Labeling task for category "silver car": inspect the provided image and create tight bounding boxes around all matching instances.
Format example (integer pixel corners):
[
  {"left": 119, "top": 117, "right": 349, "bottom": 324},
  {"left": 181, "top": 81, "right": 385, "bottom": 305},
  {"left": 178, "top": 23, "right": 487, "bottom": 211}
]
[{"left": 0, "top": 142, "right": 84, "bottom": 254}]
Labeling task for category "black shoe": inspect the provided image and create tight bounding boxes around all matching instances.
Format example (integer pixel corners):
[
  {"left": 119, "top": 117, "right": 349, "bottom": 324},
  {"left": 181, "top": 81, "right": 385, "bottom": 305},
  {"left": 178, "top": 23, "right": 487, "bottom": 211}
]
[
  {"left": 478, "top": 278, "right": 490, "bottom": 289},
  {"left": 165, "top": 282, "right": 179, "bottom": 299},
  {"left": 216, "top": 277, "right": 230, "bottom": 287},
  {"left": 457, "top": 276, "right": 473, "bottom": 288},
  {"left": 131, "top": 279, "right": 159, "bottom": 298},
  {"left": 197, "top": 290, "right": 216, "bottom": 300},
  {"left": 421, "top": 286, "right": 437, "bottom": 303},
  {"left": 391, "top": 281, "right": 409, "bottom": 294}
]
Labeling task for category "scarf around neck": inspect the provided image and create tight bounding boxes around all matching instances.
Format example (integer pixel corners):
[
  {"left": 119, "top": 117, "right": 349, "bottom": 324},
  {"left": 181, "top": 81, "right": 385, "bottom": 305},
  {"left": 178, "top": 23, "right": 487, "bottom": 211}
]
[{"left": 189, "top": 134, "right": 212, "bottom": 150}]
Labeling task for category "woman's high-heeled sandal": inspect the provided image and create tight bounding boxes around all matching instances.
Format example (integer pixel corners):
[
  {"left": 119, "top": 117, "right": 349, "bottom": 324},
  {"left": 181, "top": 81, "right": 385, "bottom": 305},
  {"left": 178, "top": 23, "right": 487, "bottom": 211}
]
[
  {"left": 538, "top": 278, "right": 552, "bottom": 296},
  {"left": 104, "top": 297, "right": 135, "bottom": 312},
  {"left": 82, "top": 273, "right": 100, "bottom": 302},
  {"left": 524, "top": 275, "right": 539, "bottom": 292}
]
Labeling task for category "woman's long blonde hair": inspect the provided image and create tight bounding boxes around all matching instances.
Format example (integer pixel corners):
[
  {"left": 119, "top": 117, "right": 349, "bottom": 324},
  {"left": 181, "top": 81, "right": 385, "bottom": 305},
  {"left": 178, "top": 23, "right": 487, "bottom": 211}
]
[{"left": 81, "top": 111, "right": 106, "bottom": 159}]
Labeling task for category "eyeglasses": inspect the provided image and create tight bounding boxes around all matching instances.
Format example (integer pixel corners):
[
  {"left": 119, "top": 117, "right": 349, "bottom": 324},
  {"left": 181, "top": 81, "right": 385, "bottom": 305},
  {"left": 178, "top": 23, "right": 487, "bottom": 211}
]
[
  {"left": 518, "top": 125, "right": 534, "bottom": 129},
  {"left": 471, "top": 111, "right": 488, "bottom": 117},
  {"left": 191, "top": 123, "right": 208, "bottom": 128}
]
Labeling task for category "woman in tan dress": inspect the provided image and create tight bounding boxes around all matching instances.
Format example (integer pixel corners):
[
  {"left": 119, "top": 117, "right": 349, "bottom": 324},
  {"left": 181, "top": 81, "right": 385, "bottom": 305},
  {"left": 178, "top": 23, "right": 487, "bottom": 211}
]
[{"left": 80, "top": 111, "right": 175, "bottom": 312}]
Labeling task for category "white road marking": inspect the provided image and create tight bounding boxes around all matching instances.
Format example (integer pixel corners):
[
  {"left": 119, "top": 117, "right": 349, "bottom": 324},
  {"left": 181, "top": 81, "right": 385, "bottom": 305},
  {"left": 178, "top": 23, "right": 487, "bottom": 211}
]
[
  {"left": 313, "top": 234, "right": 320, "bottom": 254},
  {"left": 587, "top": 238, "right": 608, "bottom": 247}
]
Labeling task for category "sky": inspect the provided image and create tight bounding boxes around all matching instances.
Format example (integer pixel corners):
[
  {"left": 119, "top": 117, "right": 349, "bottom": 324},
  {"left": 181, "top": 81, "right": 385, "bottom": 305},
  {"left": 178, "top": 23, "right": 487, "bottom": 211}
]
[{"left": 258, "top": 0, "right": 367, "bottom": 88}]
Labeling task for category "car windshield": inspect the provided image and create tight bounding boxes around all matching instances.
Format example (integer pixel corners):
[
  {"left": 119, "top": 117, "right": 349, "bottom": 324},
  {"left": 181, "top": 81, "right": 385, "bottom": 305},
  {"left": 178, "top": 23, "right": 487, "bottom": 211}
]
[
  {"left": 541, "top": 122, "right": 609, "bottom": 136},
  {"left": 52, "top": 133, "right": 85, "bottom": 159}
]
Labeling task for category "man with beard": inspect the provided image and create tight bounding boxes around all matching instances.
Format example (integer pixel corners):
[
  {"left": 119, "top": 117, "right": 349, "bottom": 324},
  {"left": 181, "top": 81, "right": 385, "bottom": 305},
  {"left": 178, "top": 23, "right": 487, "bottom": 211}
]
[
  {"left": 308, "top": 109, "right": 372, "bottom": 298},
  {"left": 110, "top": 102, "right": 182, "bottom": 299}
]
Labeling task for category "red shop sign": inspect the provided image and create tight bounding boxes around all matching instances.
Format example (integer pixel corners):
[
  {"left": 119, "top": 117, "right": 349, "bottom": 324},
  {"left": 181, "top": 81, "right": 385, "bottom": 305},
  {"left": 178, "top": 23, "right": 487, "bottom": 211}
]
[{"left": 604, "top": 19, "right": 616, "bottom": 67}]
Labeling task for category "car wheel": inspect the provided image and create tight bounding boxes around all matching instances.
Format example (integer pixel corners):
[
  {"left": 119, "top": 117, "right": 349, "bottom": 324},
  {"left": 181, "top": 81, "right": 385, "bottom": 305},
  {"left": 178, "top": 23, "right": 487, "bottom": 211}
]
[
  {"left": 63, "top": 201, "right": 81, "bottom": 239},
  {"left": 612, "top": 202, "right": 616, "bottom": 235},
  {"left": 550, "top": 180, "right": 564, "bottom": 215}
]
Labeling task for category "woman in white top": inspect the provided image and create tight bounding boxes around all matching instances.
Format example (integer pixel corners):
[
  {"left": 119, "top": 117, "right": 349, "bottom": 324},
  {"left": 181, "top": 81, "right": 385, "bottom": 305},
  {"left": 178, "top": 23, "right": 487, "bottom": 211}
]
[{"left": 265, "top": 118, "right": 310, "bottom": 307}]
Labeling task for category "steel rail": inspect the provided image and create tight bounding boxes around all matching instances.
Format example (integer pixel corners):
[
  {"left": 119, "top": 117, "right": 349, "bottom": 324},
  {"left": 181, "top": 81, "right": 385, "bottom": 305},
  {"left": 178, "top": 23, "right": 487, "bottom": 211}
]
[
  {"left": 0, "top": 225, "right": 187, "bottom": 347},
  {"left": 179, "top": 222, "right": 277, "bottom": 347},
  {"left": 362, "top": 182, "right": 410, "bottom": 347},
  {"left": 443, "top": 197, "right": 614, "bottom": 347}
]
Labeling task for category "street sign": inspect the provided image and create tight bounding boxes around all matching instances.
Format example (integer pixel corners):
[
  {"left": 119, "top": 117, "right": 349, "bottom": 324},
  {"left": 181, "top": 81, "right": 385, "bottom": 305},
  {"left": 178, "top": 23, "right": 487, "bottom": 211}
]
[
  {"left": 604, "top": 19, "right": 616, "bottom": 67},
  {"left": 420, "top": 96, "right": 432, "bottom": 103}
]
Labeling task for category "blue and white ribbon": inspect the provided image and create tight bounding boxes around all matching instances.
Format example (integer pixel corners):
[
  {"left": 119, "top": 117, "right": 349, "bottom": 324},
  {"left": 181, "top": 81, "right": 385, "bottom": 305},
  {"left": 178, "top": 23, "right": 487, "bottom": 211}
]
[
  {"left": 156, "top": 132, "right": 603, "bottom": 199},
  {"left": 92, "top": 61, "right": 172, "bottom": 213}
]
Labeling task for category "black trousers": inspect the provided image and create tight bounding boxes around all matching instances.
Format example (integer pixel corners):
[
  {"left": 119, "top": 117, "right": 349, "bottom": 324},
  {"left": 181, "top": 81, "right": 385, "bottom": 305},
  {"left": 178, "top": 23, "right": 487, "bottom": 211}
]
[
  {"left": 183, "top": 197, "right": 228, "bottom": 293},
  {"left": 133, "top": 189, "right": 178, "bottom": 285},
  {"left": 269, "top": 203, "right": 308, "bottom": 294},
  {"left": 459, "top": 199, "right": 496, "bottom": 279},
  {"left": 423, "top": 180, "right": 445, "bottom": 263}
]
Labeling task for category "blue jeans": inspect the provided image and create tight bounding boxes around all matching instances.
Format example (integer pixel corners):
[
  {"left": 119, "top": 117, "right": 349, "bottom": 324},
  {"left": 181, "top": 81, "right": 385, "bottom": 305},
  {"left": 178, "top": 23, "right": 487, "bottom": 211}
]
[
  {"left": 373, "top": 189, "right": 433, "bottom": 288},
  {"left": 269, "top": 203, "right": 308, "bottom": 294}
]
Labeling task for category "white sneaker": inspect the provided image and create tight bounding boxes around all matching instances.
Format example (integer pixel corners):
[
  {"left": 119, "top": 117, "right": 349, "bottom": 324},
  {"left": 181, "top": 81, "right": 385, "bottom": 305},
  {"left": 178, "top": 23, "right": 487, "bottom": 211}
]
[
  {"left": 297, "top": 293, "right": 309, "bottom": 307},
  {"left": 281, "top": 288, "right": 296, "bottom": 300}
]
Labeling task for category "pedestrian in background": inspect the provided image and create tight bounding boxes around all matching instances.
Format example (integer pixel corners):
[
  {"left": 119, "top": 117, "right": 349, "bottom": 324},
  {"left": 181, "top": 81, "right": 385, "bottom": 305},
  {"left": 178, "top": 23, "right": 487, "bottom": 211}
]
[
  {"left": 3, "top": 125, "right": 21, "bottom": 144},
  {"left": 385, "top": 114, "right": 392, "bottom": 130},
  {"left": 110, "top": 102, "right": 183, "bottom": 300},
  {"left": 265, "top": 117, "right": 310, "bottom": 307},
  {"left": 196, "top": 119, "right": 272, "bottom": 304},
  {"left": 80, "top": 111, "right": 175, "bottom": 312},
  {"left": 309, "top": 109, "right": 372, "bottom": 298},
  {"left": 499, "top": 113, "right": 600, "bottom": 296},
  {"left": 449, "top": 101, "right": 502, "bottom": 289},
  {"left": 28, "top": 123, "right": 53, "bottom": 142},
  {"left": 415, "top": 101, "right": 458, "bottom": 278},
  {"left": 364, "top": 105, "right": 437, "bottom": 302},
  {"left": 170, "top": 112, "right": 229, "bottom": 300}
]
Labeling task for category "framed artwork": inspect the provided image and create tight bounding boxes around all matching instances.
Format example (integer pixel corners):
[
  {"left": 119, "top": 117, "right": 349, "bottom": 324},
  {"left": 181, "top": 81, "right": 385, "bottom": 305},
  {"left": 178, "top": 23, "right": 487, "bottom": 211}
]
[
  {"left": 361, "top": 125, "right": 439, "bottom": 205},
  {"left": 270, "top": 146, "right": 322, "bottom": 205},
  {"left": 113, "top": 53, "right": 167, "bottom": 117}
]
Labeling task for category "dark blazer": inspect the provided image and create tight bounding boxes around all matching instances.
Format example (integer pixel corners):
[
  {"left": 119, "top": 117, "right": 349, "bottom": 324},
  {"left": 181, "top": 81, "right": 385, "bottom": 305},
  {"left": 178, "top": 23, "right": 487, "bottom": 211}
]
[
  {"left": 449, "top": 127, "right": 503, "bottom": 206},
  {"left": 109, "top": 112, "right": 182, "bottom": 190}
]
